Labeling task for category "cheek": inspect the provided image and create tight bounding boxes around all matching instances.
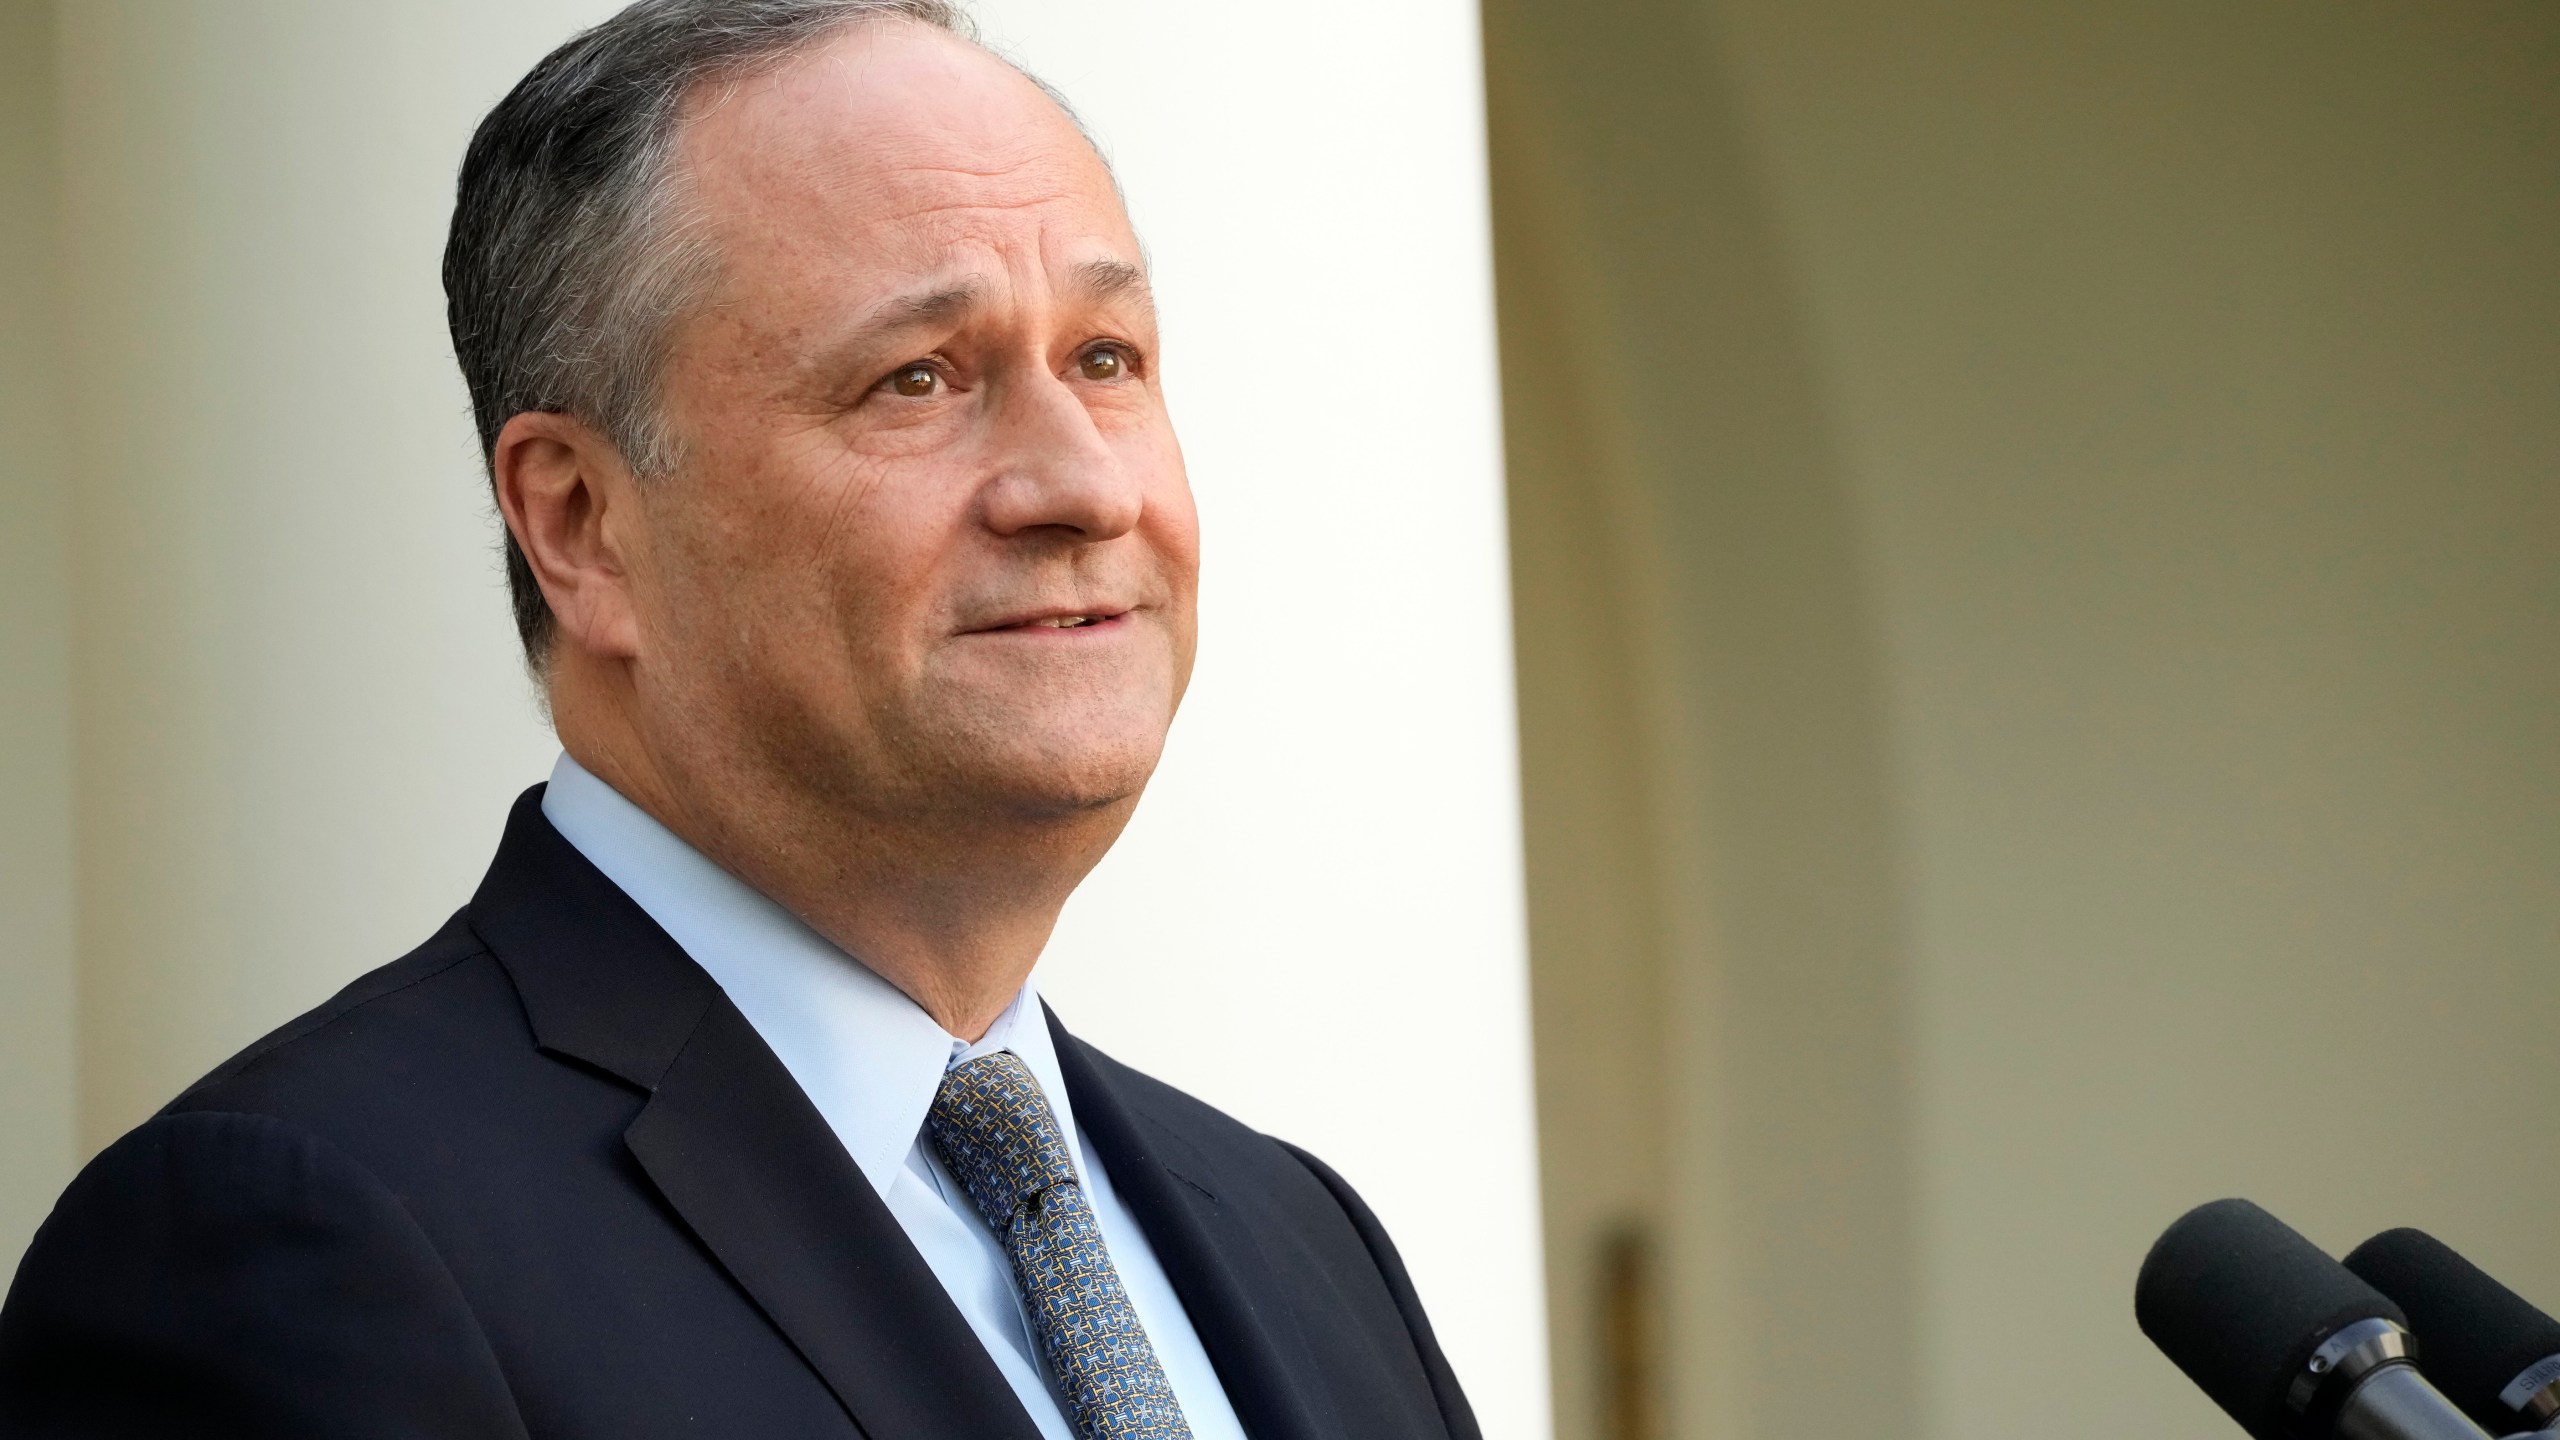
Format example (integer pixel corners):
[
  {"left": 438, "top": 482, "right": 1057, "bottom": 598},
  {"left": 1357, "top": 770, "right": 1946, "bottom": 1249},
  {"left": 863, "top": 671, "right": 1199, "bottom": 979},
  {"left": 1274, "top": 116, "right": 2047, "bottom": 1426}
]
[
  {"left": 733, "top": 447, "right": 971, "bottom": 664},
  {"left": 1126, "top": 430, "right": 1200, "bottom": 577},
  {"left": 637, "top": 455, "right": 843, "bottom": 657},
  {"left": 1151, "top": 493, "right": 1202, "bottom": 615}
]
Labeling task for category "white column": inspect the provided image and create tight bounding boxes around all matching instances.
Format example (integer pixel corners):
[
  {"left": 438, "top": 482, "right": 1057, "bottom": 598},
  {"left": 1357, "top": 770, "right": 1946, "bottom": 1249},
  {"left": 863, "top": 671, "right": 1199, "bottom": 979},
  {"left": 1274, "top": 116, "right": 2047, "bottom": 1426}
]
[
  {"left": 0, "top": 0, "right": 77, "bottom": 1268},
  {"left": 52, "top": 1, "right": 598, "bottom": 1148}
]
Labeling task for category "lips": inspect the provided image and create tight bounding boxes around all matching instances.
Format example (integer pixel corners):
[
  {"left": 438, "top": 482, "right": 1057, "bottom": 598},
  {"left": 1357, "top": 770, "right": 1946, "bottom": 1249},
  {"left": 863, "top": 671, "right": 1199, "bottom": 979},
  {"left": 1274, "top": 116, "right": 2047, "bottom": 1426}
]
[{"left": 964, "top": 606, "right": 1130, "bottom": 634}]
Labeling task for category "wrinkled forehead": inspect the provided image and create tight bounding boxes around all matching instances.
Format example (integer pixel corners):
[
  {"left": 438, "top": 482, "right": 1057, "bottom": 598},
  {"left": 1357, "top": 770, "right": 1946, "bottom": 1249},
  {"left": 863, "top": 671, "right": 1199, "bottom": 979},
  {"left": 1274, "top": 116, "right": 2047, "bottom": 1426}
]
[{"left": 670, "top": 21, "right": 1134, "bottom": 284}]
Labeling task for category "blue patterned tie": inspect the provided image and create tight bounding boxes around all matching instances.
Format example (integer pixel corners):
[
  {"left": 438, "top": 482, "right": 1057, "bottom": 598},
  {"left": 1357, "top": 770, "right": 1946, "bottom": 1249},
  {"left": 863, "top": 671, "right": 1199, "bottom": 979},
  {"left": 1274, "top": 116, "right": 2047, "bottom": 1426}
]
[{"left": 926, "top": 1051, "right": 1194, "bottom": 1440}]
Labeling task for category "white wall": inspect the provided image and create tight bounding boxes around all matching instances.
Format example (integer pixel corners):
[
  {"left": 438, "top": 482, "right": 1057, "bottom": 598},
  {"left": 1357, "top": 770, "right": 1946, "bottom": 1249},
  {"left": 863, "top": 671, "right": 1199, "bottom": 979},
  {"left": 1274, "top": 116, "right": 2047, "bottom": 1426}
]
[{"left": 24, "top": 1, "right": 1547, "bottom": 1432}]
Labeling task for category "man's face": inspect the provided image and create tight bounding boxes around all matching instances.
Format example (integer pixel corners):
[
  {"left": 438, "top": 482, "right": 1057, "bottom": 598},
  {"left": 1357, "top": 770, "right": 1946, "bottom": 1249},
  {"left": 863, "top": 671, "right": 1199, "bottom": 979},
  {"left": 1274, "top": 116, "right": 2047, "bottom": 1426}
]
[{"left": 630, "top": 23, "right": 1197, "bottom": 828}]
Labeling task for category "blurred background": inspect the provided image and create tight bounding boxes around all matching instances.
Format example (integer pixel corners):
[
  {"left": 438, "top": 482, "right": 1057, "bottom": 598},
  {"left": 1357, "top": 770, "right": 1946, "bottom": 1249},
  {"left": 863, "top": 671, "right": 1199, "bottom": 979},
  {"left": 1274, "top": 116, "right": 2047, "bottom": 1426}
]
[
  {"left": 4, "top": 3, "right": 2556, "bottom": 1439},
  {"left": 1490, "top": 3, "right": 2558, "bottom": 1439}
]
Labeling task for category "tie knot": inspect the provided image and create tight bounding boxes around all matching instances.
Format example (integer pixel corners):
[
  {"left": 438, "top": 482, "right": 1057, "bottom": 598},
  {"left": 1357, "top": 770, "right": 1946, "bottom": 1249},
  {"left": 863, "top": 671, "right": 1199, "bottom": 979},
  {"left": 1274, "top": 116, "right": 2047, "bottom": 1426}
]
[{"left": 926, "top": 1050, "right": 1081, "bottom": 1235}]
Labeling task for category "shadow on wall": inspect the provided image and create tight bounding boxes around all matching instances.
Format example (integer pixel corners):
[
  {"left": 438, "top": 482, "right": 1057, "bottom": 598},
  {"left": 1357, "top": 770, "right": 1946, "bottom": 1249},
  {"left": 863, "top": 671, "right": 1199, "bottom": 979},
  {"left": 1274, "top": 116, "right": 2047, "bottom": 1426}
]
[{"left": 1485, "top": 0, "right": 1921, "bottom": 1437}]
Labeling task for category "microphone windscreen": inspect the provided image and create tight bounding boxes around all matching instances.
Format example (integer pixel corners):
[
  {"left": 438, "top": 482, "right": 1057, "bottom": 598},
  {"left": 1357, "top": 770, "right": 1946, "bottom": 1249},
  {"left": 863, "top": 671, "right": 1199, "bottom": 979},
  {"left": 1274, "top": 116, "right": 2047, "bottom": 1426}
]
[
  {"left": 2344, "top": 1228, "right": 2560, "bottom": 1431},
  {"left": 2136, "top": 1198, "right": 2407, "bottom": 1440}
]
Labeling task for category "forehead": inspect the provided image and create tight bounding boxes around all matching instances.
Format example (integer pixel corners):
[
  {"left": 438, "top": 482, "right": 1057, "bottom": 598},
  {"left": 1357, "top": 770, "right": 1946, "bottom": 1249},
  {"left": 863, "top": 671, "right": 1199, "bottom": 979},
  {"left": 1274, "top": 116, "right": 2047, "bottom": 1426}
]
[{"left": 672, "top": 22, "right": 1133, "bottom": 277}]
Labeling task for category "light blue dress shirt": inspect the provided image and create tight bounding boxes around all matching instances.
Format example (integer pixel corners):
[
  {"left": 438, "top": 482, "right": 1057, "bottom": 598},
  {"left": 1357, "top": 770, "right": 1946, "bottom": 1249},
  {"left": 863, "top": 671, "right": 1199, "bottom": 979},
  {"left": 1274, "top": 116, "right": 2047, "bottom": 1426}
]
[{"left": 541, "top": 755, "right": 1247, "bottom": 1440}]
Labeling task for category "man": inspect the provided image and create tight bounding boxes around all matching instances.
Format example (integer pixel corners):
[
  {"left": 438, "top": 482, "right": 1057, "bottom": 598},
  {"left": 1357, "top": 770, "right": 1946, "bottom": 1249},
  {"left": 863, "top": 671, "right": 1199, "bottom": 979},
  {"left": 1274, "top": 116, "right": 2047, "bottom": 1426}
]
[{"left": 0, "top": 3, "right": 1480, "bottom": 1437}]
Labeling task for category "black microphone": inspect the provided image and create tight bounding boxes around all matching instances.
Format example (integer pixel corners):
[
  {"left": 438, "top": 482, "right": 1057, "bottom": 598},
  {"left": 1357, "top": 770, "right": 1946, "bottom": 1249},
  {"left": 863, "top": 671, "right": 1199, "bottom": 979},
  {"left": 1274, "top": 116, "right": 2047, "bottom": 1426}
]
[
  {"left": 2346, "top": 1228, "right": 2560, "bottom": 1436},
  {"left": 2137, "top": 1198, "right": 2489, "bottom": 1440}
]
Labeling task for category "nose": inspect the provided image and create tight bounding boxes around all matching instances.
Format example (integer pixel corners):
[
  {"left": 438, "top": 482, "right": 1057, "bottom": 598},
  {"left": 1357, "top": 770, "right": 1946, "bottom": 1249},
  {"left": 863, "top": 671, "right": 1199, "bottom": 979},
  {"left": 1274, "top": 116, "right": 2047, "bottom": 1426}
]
[{"left": 977, "top": 368, "right": 1144, "bottom": 542}]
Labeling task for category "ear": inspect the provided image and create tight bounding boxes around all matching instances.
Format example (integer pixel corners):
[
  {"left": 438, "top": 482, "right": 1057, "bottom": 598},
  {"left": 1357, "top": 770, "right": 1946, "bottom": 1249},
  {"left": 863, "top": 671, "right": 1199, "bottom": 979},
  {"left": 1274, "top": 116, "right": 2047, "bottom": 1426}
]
[{"left": 491, "top": 411, "right": 646, "bottom": 662}]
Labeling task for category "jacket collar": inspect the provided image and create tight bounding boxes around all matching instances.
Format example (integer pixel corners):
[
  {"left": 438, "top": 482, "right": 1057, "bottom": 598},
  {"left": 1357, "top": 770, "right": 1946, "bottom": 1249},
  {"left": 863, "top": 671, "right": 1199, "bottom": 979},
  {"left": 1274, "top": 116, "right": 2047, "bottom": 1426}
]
[
  {"left": 467, "top": 785, "right": 720, "bottom": 1090},
  {"left": 1050, "top": 1005, "right": 1342, "bottom": 1440},
  {"left": 466, "top": 786, "right": 1043, "bottom": 1440}
]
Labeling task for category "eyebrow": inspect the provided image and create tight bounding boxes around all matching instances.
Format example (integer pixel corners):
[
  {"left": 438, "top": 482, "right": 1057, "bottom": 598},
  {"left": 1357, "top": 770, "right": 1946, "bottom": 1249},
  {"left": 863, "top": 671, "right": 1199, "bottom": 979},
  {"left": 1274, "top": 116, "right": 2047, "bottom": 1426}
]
[
  {"left": 861, "top": 277, "right": 986, "bottom": 336},
  {"left": 850, "top": 259, "right": 1153, "bottom": 345},
  {"left": 802, "top": 259, "right": 1156, "bottom": 394},
  {"left": 792, "top": 279, "right": 982, "bottom": 394},
  {"left": 1067, "top": 258, "right": 1153, "bottom": 313}
]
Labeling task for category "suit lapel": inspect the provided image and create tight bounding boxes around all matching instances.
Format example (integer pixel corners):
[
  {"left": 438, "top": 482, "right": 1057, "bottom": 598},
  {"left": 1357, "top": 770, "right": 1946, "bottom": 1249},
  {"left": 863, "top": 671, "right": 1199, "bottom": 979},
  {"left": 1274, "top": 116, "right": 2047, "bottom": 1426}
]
[
  {"left": 625, "top": 999, "right": 1044, "bottom": 1440},
  {"left": 1050, "top": 1010, "right": 1341, "bottom": 1440},
  {"left": 470, "top": 788, "right": 1041, "bottom": 1440}
]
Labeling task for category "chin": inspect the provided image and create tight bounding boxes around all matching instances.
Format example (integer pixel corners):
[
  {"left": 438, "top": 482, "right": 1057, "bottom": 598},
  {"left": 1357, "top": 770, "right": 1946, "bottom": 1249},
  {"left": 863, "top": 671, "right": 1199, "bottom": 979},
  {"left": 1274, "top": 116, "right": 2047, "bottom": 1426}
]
[
  {"left": 941, "top": 704, "right": 1171, "bottom": 820},
  {"left": 909, "top": 667, "right": 1181, "bottom": 820},
  {"left": 981, "top": 739, "right": 1164, "bottom": 819}
]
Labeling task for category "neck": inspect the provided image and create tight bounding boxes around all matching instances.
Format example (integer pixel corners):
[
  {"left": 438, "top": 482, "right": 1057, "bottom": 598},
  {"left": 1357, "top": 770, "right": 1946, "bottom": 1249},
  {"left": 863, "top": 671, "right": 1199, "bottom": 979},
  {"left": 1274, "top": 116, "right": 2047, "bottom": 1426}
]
[{"left": 549, "top": 662, "right": 1129, "bottom": 1042}]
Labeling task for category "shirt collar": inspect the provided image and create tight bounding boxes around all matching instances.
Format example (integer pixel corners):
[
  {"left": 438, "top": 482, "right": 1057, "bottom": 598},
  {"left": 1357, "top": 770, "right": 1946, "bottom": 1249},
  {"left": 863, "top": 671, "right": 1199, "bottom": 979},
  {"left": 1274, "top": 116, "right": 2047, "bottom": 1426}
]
[
  {"left": 539, "top": 753, "right": 1075, "bottom": 1198},
  {"left": 956, "top": 977, "right": 1086, "bottom": 1184}
]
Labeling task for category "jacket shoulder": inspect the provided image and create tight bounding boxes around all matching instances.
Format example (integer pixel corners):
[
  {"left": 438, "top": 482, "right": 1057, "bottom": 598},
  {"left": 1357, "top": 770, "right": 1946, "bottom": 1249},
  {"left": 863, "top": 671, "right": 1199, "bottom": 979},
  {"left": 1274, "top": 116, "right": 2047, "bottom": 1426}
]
[
  {"left": 1069, "top": 1040, "right": 1321, "bottom": 1190},
  {"left": 1064, "top": 1037, "right": 1484, "bottom": 1440},
  {"left": 156, "top": 909, "right": 633, "bottom": 1191},
  {"left": 0, "top": 1108, "right": 530, "bottom": 1436},
  {"left": 174, "top": 908, "right": 498, "bottom": 1109}
]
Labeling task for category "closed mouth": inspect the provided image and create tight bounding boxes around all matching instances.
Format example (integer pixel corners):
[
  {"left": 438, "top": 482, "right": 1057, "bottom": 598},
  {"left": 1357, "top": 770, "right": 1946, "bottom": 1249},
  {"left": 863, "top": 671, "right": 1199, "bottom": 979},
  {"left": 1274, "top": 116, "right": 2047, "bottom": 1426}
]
[{"left": 965, "top": 608, "right": 1131, "bottom": 634}]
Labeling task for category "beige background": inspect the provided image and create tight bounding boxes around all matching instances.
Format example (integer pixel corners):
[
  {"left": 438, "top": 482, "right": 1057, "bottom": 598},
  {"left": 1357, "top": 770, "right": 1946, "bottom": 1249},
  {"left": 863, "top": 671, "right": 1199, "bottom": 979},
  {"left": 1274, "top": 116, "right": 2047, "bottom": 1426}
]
[
  {"left": 0, "top": 0, "right": 76, "bottom": 1287},
  {"left": 1491, "top": 2, "right": 2560, "bottom": 1438}
]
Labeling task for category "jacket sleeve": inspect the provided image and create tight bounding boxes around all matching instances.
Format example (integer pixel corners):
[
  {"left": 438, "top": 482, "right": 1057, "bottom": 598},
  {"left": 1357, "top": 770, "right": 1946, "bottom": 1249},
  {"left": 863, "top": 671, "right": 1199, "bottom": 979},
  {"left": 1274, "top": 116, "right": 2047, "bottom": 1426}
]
[
  {"left": 0, "top": 1109, "right": 529, "bottom": 1440},
  {"left": 1273, "top": 1139, "right": 1484, "bottom": 1440}
]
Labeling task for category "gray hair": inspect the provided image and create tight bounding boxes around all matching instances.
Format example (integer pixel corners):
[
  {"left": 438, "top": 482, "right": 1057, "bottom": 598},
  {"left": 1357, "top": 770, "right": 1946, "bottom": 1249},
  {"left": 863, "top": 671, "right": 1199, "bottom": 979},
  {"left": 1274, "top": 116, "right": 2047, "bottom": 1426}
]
[{"left": 444, "top": 0, "right": 970, "bottom": 666}]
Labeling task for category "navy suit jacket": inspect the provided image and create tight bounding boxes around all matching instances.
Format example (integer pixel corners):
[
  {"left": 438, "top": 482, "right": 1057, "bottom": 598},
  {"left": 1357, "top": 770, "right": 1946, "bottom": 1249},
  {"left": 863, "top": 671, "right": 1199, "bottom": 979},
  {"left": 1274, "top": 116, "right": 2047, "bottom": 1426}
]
[{"left": 0, "top": 789, "right": 1480, "bottom": 1439}]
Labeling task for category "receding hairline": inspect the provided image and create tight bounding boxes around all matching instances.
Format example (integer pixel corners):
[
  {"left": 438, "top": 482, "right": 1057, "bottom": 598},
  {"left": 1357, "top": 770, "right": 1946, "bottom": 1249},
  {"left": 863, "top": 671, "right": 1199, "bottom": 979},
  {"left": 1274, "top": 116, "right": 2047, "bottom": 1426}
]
[
  {"left": 639, "top": 14, "right": 1139, "bottom": 315},
  {"left": 658, "top": 14, "right": 1126, "bottom": 220}
]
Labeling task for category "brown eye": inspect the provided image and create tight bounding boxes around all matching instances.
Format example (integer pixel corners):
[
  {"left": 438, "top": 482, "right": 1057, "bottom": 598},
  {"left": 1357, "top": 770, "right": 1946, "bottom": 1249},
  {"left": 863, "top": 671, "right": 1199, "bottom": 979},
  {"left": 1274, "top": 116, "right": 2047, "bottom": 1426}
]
[
  {"left": 888, "top": 364, "right": 939, "bottom": 397},
  {"left": 1078, "top": 347, "right": 1125, "bottom": 382}
]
